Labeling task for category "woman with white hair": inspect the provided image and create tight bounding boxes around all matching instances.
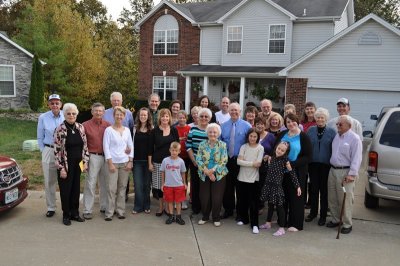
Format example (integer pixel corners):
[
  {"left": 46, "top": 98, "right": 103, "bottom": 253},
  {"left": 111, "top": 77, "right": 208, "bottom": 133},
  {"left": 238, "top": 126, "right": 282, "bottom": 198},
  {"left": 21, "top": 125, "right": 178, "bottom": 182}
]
[
  {"left": 305, "top": 107, "right": 336, "bottom": 226},
  {"left": 196, "top": 123, "right": 228, "bottom": 227},
  {"left": 186, "top": 107, "right": 211, "bottom": 215},
  {"left": 54, "top": 103, "right": 89, "bottom": 226}
]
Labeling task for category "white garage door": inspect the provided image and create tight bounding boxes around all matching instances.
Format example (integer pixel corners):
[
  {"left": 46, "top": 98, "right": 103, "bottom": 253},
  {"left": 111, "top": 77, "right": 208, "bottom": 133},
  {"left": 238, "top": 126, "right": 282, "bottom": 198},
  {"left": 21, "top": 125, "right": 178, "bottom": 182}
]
[{"left": 307, "top": 88, "right": 400, "bottom": 132}]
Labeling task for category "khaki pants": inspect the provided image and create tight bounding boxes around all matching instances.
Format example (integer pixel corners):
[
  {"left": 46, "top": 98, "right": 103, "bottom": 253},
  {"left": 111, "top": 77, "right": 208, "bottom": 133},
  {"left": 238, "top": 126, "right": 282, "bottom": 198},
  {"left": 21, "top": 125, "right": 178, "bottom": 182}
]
[
  {"left": 83, "top": 154, "right": 109, "bottom": 214},
  {"left": 105, "top": 163, "right": 129, "bottom": 218},
  {"left": 328, "top": 168, "right": 356, "bottom": 228},
  {"left": 42, "top": 146, "right": 58, "bottom": 211}
]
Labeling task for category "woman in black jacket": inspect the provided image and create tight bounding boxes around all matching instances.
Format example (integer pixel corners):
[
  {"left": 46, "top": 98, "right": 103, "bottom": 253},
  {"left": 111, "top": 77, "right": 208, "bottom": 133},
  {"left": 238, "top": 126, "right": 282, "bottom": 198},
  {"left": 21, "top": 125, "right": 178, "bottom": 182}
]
[{"left": 275, "top": 113, "right": 312, "bottom": 231}]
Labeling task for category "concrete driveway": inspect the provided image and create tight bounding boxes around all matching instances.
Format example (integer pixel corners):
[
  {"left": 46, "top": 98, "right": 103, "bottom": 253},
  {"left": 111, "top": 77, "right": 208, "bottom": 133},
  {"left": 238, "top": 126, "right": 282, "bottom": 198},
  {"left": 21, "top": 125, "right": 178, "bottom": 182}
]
[{"left": 2, "top": 140, "right": 400, "bottom": 266}]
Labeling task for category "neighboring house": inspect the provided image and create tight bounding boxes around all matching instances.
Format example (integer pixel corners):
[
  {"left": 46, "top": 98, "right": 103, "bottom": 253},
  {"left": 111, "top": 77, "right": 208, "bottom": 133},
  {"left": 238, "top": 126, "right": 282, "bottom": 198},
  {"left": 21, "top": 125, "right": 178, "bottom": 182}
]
[
  {"left": 136, "top": 0, "right": 400, "bottom": 131},
  {"left": 280, "top": 14, "right": 400, "bottom": 131},
  {"left": 0, "top": 32, "right": 35, "bottom": 109}
]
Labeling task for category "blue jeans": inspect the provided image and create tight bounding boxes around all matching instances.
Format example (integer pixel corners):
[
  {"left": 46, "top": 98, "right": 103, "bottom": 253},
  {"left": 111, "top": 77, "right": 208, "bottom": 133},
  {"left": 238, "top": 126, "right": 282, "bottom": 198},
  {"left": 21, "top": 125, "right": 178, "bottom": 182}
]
[{"left": 133, "top": 160, "right": 151, "bottom": 212}]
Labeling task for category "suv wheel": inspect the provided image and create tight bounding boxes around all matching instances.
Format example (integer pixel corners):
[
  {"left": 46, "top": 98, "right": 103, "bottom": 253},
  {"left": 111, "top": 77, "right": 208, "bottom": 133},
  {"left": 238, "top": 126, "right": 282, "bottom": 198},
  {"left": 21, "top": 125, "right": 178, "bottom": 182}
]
[{"left": 364, "top": 190, "right": 379, "bottom": 209}]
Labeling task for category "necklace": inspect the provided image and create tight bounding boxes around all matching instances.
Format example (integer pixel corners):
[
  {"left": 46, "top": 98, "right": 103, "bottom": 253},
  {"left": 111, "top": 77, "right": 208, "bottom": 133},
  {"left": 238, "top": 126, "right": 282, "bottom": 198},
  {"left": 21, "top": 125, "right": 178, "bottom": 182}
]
[{"left": 65, "top": 122, "right": 76, "bottom": 134}]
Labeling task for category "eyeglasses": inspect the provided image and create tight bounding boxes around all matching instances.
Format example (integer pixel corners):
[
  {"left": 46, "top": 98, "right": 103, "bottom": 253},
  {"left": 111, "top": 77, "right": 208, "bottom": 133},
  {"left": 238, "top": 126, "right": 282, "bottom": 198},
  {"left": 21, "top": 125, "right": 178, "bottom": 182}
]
[
  {"left": 199, "top": 115, "right": 209, "bottom": 118},
  {"left": 336, "top": 123, "right": 343, "bottom": 127},
  {"left": 67, "top": 112, "right": 77, "bottom": 116},
  {"left": 50, "top": 102, "right": 60, "bottom": 106}
]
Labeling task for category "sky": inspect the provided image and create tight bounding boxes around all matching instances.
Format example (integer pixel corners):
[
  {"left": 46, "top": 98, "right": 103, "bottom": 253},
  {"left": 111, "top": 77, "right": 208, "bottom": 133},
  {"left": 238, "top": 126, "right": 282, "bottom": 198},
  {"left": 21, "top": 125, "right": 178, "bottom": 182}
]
[{"left": 99, "top": 0, "right": 162, "bottom": 21}]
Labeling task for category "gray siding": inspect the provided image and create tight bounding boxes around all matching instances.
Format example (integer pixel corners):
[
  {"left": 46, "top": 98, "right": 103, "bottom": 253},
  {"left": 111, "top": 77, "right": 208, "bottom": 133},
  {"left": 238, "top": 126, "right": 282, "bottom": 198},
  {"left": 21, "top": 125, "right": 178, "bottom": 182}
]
[
  {"left": 334, "top": 6, "right": 349, "bottom": 34},
  {"left": 0, "top": 38, "right": 32, "bottom": 109},
  {"left": 288, "top": 21, "right": 400, "bottom": 91},
  {"left": 291, "top": 22, "right": 334, "bottom": 62},
  {"left": 222, "top": 0, "right": 292, "bottom": 67},
  {"left": 200, "top": 26, "right": 223, "bottom": 65}
]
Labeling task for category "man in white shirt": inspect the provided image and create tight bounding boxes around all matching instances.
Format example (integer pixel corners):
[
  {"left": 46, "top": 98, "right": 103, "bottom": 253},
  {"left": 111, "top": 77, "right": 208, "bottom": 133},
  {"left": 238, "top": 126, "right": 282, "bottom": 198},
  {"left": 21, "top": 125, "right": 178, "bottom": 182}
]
[
  {"left": 327, "top": 98, "right": 363, "bottom": 140},
  {"left": 215, "top": 97, "right": 230, "bottom": 125}
]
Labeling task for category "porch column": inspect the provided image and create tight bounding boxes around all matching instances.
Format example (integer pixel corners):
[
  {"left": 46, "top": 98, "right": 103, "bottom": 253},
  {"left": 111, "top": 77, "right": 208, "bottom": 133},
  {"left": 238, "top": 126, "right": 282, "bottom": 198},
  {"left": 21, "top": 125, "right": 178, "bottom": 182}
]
[
  {"left": 239, "top": 77, "right": 246, "bottom": 117},
  {"left": 185, "top": 76, "right": 191, "bottom": 113},
  {"left": 203, "top": 76, "right": 209, "bottom": 96}
]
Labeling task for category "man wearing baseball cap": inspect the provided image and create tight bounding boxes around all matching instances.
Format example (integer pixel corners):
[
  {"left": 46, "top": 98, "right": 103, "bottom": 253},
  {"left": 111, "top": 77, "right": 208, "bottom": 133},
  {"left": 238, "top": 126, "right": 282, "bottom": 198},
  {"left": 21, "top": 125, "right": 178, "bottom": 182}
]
[
  {"left": 37, "top": 94, "right": 64, "bottom": 217},
  {"left": 327, "top": 98, "right": 363, "bottom": 140}
]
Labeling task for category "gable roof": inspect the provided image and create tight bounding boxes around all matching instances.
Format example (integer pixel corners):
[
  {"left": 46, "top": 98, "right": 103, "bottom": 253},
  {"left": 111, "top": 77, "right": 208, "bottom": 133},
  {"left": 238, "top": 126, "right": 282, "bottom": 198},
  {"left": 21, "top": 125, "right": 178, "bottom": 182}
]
[
  {"left": 279, "top": 13, "right": 400, "bottom": 76},
  {"left": 0, "top": 32, "right": 35, "bottom": 61},
  {"left": 135, "top": 0, "right": 350, "bottom": 29}
]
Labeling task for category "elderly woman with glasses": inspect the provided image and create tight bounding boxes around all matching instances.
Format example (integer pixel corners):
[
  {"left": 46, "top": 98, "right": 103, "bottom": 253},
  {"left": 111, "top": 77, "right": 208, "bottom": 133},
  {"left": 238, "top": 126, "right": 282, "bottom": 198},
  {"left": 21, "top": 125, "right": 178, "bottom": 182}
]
[
  {"left": 54, "top": 103, "right": 89, "bottom": 226},
  {"left": 186, "top": 107, "right": 211, "bottom": 215},
  {"left": 196, "top": 123, "right": 228, "bottom": 227},
  {"left": 305, "top": 108, "right": 336, "bottom": 226}
]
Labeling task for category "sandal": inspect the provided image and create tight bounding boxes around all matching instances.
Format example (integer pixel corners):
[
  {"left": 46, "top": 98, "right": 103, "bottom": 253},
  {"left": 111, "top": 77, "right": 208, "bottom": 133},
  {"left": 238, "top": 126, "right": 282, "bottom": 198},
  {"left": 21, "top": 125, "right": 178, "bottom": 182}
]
[
  {"left": 273, "top": 228, "right": 285, "bottom": 236},
  {"left": 259, "top": 223, "right": 271, "bottom": 229}
]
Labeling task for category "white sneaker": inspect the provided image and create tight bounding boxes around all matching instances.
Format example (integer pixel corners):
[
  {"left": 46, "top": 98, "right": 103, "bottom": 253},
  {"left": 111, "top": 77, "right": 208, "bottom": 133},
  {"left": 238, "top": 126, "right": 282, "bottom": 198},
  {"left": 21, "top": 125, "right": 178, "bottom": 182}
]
[
  {"left": 198, "top": 219, "right": 208, "bottom": 225},
  {"left": 182, "top": 201, "right": 188, "bottom": 210},
  {"left": 214, "top": 221, "right": 221, "bottom": 227},
  {"left": 252, "top": 226, "right": 259, "bottom": 234},
  {"left": 237, "top": 221, "right": 244, "bottom": 225}
]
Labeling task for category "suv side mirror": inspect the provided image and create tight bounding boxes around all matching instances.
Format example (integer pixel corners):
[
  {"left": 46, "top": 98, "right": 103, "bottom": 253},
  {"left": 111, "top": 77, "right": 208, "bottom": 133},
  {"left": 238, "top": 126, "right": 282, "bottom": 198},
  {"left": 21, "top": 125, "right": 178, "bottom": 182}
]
[
  {"left": 363, "top": 131, "right": 373, "bottom": 138},
  {"left": 370, "top": 115, "right": 378, "bottom": 120}
]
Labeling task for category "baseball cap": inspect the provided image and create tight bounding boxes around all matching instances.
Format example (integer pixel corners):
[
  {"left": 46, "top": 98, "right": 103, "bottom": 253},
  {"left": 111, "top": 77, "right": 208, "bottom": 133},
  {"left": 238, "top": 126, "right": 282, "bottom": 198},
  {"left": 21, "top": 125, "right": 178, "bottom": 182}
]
[
  {"left": 337, "top": 98, "right": 349, "bottom": 105},
  {"left": 48, "top": 94, "right": 61, "bottom": 101}
]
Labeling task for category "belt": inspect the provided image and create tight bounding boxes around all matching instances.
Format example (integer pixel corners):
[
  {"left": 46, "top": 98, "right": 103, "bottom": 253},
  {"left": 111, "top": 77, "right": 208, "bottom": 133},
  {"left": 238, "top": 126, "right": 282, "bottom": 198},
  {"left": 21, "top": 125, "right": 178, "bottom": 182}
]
[
  {"left": 331, "top": 165, "right": 350, "bottom": 169},
  {"left": 90, "top": 152, "right": 104, "bottom": 156},
  {"left": 44, "top": 144, "right": 54, "bottom": 148}
]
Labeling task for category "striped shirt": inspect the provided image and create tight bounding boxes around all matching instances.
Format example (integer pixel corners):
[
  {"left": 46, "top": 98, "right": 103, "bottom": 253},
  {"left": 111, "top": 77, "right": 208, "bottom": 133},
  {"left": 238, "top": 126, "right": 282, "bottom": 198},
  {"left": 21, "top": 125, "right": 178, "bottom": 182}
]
[{"left": 186, "top": 126, "right": 207, "bottom": 155}]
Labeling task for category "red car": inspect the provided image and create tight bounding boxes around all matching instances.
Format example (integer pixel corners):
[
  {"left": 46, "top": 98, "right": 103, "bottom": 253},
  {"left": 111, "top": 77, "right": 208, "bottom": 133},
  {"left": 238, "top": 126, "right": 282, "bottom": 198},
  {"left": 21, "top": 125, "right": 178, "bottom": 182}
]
[{"left": 0, "top": 155, "right": 28, "bottom": 212}]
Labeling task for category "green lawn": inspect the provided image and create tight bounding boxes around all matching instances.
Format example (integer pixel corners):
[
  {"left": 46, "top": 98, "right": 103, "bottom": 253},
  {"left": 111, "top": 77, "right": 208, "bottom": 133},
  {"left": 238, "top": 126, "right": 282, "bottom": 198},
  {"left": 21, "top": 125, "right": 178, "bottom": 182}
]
[{"left": 0, "top": 117, "right": 43, "bottom": 189}]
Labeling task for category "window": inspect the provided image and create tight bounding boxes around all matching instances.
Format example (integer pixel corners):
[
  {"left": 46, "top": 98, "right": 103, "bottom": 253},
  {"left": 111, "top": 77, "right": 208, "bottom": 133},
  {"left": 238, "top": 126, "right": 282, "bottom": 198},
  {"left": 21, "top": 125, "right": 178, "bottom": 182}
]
[
  {"left": 153, "top": 76, "right": 177, "bottom": 100},
  {"left": 154, "top": 30, "right": 179, "bottom": 55},
  {"left": 227, "top": 26, "right": 242, "bottom": 54},
  {"left": 0, "top": 65, "right": 15, "bottom": 96},
  {"left": 269, "top": 25, "right": 286, "bottom": 54},
  {"left": 380, "top": 111, "right": 400, "bottom": 148}
]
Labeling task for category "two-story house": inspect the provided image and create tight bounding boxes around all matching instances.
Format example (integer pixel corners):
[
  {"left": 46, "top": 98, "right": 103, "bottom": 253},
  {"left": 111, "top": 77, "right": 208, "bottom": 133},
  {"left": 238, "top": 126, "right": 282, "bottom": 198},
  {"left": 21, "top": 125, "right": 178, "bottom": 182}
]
[{"left": 136, "top": 0, "right": 400, "bottom": 131}]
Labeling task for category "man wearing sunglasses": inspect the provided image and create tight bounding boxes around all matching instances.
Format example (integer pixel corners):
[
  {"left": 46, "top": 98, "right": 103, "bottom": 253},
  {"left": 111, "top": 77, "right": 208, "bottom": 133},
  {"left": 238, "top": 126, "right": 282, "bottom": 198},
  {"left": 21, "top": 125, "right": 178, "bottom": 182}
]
[
  {"left": 327, "top": 115, "right": 362, "bottom": 234},
  {"left": 37, "top": 94, "right": 64, "bottom": 218}
]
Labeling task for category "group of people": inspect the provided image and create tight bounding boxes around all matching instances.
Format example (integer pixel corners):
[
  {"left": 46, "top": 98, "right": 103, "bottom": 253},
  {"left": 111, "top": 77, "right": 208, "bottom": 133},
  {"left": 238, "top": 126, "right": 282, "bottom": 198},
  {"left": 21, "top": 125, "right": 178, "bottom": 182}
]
[{"left": 37, "top": 92, "right": 362, "bottom": 236}]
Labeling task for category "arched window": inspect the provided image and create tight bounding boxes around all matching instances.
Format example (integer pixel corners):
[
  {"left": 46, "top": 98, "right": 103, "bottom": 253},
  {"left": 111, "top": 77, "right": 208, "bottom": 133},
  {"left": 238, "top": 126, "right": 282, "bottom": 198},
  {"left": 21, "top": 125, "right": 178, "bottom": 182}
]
[{"left": 153, "top": 15, "right": 179, "bottom": 55}]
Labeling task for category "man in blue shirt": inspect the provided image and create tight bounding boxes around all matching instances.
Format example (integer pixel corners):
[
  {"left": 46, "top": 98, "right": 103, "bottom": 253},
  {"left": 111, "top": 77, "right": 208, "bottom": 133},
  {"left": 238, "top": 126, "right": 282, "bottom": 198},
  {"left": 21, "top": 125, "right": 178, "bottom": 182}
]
[
  {"left": 103, "top": 91, "right": 134, "bottom": 130},
  {"left": 220, "top": 102, "right": 252, "bottom": 219},
  {"left": 37, "top": 94, "right": 64, "bottom": 217}
]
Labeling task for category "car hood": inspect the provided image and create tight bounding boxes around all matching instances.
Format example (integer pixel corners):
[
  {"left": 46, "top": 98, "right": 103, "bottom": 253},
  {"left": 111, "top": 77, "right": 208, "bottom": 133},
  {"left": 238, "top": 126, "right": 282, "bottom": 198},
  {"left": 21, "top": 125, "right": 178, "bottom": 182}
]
[{"left": 0, "top": 156, "right": 16, "bottom": 169}]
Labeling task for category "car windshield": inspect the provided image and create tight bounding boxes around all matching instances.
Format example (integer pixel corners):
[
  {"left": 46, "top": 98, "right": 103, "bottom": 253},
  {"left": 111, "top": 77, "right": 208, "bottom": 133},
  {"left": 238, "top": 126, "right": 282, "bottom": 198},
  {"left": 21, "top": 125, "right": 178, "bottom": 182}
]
[{"left": 379, "top": 111, "right": 400, "bottom": 148}]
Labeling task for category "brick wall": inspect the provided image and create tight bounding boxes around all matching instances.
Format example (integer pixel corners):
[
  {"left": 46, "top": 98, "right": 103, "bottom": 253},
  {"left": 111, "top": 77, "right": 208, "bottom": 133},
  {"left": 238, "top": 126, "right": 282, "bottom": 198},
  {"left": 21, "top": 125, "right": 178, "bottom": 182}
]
[
  {"left": 285, "top": 78, "right": 308, "bottom": 114},
  {"left": 0, "top": 38, "right": 33, "bottom": 109},
  {"left": 138, "top": 5, "right": 200, "bottom": 101}
]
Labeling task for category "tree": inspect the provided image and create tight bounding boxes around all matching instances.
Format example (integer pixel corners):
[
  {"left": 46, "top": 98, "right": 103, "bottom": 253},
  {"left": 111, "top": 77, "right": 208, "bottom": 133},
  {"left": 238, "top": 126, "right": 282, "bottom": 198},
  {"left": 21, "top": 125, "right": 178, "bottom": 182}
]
[
  {"left": 118, "top": 0, "right": 153, "bottom": 30},
  {"left": 355, "top": 0, "right": 400, "bottom": 26},
  {"left": 29, "top": 54, "right": 44, "bottom": 111}
]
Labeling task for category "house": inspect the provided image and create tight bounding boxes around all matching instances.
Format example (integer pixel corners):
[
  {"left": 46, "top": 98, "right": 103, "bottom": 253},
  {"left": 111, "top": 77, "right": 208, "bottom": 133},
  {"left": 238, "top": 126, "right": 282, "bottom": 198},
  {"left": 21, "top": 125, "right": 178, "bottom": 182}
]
[{"left": 135, "top": 0, "right": 400, "bottom": 131}]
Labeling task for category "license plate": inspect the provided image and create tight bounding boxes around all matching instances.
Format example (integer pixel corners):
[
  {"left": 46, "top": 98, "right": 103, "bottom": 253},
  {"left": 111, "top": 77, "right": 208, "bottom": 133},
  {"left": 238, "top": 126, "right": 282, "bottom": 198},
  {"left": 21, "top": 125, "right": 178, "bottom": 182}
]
[{"left": 5, "top": 188, "right": 18, "bottom": 204}]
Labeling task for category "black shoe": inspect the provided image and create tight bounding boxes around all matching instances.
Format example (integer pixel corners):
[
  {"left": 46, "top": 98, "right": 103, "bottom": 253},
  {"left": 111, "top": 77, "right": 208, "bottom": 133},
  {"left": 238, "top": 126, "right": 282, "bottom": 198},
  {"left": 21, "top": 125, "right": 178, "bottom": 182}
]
[
  {"left": 221, "top": 212, "right": 233, "bottom": 219},
  {"left": 156, "top": 211, "right": 164, "bottom": 217},
  {"left": 175, "top": 215, "right": 185, "bottom": 225},
  {"left": 71, "top": 216, "right": 85, "bottom": 222},
  {"left": 63, "top": 218, "right": 71, "bottom": 226},
  {"left": 105, "top": 217, "right": 112, "bottom": 221},
  {"left": 117, "top": 214, "right": 125, "bottom": 220},
  {"left": 165, "top": 215, "right": 175, "bottom": 224},
  {"left": 341, "top": 226, "right": 352, "bottom": 234},
  {"left": 46, "top": 211, "right": 55, "bottom": 217},
  {"left": 318, "top": 217, "right": 326, "bottom": 226},
  {"left": 305, "top": 215, "right": 316, "bottom": 222},
  {"left": 326, "top": 221, "right": 340, "bottom": 228},
  {"left": 100, "top": 210, "right": 106, "bottom": 214}
]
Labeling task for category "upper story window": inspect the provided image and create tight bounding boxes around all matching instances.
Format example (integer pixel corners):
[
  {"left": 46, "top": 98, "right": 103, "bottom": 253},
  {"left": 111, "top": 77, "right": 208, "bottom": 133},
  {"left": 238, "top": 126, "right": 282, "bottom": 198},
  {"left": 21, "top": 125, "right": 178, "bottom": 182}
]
[
  {"left": 268, "top": 24, "right": 286, "bottom": 54},
  {"left": 153, "top": 76, "right": 177, "bottom": 100},
  {"left": 154, "top": 15, "right": 179, "bottom": 55},
  {"left": 0, "top": 65, "right": 15, "bottom": 97},
  {"left": 227, "top": 26, "right": 242, "bottom": 54}
]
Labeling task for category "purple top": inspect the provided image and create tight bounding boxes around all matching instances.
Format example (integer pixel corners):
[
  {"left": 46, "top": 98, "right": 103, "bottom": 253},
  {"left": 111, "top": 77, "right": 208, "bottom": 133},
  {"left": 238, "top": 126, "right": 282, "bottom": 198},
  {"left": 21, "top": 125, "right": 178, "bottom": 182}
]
[{"left": 259, "top": 132, "right": 276, "bottom": 156}]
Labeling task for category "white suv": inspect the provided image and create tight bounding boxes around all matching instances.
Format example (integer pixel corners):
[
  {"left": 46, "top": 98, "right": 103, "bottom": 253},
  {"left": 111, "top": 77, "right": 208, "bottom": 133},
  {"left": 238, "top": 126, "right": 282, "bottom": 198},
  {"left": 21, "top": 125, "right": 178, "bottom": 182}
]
[{"left": 365, "top": 107, "right": 400, "bottom": 208}]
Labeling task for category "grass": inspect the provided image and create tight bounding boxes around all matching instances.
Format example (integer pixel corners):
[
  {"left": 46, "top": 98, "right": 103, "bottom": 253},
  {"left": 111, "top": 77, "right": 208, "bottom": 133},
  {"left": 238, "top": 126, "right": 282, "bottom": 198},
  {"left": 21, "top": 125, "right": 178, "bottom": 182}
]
[{"left": 0, "top": 117, "right": 43, "bottom": 189}]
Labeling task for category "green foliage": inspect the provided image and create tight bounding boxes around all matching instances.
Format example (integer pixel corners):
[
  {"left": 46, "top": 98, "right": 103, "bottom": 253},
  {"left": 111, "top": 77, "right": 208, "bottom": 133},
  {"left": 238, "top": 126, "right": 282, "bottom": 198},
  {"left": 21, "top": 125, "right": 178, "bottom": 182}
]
[
  {"left": 251, "top": 82, "right": 280, "bottom": 102},
  {"left": 29, "top": 54, "right": 44, "bottom": 111},
  {"left": 355, "top": 0, "right": 400, "bottom": 26},
  {"left": 118, "top": 0, "right": 153, "bottom": 30}
]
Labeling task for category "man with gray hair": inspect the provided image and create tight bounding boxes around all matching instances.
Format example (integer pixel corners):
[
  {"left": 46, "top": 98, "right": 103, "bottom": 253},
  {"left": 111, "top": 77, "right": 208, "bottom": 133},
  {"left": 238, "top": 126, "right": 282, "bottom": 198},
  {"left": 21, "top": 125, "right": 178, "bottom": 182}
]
[
  {"left": 259, "top": 99, "right": 273, "bottom": 122},
  {"left": 103, "top": 92, "right": 134, "bottom": 129},
  {"left": 82, "top": 103, "right": 111, "bottom": 218},
  {"left": 326, "top": 115, "right": 362, "bottom": 234},
  {"left": 148, "top": 93, "right": 161, "bottom": 127},
  {"left": 220, "top": 102, "right": 252, "bottom": 219}
]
